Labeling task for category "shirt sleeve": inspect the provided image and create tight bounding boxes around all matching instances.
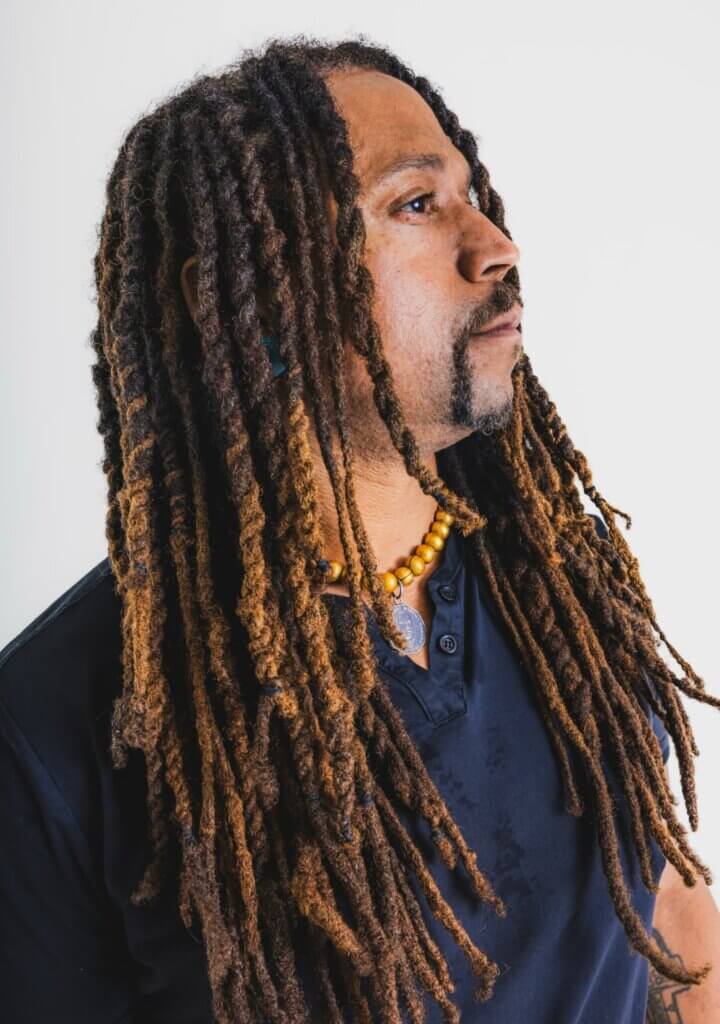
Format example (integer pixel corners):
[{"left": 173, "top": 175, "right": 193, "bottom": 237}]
[
  {"left": 0, "top": 617, "right": 216, "bottom": 1024},
  {"left": 0, "top": 694, "right": 137, "bottom": 1024}
]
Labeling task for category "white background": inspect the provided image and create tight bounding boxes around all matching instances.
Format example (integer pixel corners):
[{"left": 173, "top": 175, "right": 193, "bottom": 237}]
[{"left": 1, "top": 1, "right": 718, "bottom": 873}]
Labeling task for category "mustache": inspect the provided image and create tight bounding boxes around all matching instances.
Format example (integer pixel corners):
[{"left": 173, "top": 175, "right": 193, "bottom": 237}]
[{"left": 460, "top": 282, "right": 523, "bottom": 339}]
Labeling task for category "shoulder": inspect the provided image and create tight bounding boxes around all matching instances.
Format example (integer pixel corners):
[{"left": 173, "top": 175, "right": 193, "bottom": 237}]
[
  {"left": 0, "top": 557, "right": 117, "bottom": 674},
  {"left": 0, "top": 558, "right": 124, "bottom": 810},
  {"left": 0, "top": 556, "right": 122, "bottom": 699}
]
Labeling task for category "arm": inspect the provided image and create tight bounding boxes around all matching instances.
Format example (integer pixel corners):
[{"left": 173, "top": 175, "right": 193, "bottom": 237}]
[{"left": 646, "top": 767, "right": 720, "bottom": 1023}]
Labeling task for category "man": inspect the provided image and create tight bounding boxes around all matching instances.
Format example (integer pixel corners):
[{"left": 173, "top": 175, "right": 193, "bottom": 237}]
[{"left": 1, "top": 35, "right": 719, "bottom": 1024}]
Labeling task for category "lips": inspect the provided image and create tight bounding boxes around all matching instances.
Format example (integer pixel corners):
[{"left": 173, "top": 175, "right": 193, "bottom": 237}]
[
  {"left": 475, "top": 304, "right": 523, "bottom": 335},
  {"left": 478, "top": 324, "right": 520, "bottom": 337}
]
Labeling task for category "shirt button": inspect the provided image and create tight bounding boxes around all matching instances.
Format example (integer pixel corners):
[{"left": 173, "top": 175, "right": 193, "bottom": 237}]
[
  {"left": 438, "top": 584, "right": 457, "bottom": 602},
  {"left": 437, "top": 633, "right": 458, "bottom": 654}
]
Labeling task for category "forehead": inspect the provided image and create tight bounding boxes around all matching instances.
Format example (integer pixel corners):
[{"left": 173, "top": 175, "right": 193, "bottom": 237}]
[{"left": 322, "top": 68, "right": 468, "bottom": 196}]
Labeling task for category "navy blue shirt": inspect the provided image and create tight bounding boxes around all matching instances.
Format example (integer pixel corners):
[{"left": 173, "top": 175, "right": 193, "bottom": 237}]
[{"left": 0, "top": 515, "right": 669, "bottom": 1023}]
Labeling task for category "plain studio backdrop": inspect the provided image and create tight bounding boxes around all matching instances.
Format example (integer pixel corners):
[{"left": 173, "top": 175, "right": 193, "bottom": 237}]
[{"left": 1, "top": 0, "right": 718, "bottom": 876}]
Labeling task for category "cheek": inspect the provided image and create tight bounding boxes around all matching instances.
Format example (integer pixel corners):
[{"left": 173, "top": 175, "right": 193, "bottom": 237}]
[{"left": 370, "top": 264, "right": 452, "bottom": 353}]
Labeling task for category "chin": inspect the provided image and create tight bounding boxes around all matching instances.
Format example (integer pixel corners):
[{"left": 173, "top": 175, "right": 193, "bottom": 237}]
[{"left": 471, "top": 387, "right": 515, "bottom": 435}]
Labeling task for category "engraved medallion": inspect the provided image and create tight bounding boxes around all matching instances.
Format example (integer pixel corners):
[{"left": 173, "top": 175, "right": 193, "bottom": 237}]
[
  {"left": 388, "top": 601, "right": 426, "bottom": 655},
  {"left": 387, "top": 579, "right": 425, "bottom": 655}
]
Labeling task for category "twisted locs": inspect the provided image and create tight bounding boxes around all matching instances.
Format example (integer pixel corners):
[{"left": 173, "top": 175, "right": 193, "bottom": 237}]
[{"left": 90, "top": 33, "right": 717, "bottom": 1024}]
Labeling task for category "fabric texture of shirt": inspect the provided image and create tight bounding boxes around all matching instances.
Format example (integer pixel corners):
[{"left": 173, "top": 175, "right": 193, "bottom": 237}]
[{"left": 0, "top": 514, "right": 670, "bottom": 1023}]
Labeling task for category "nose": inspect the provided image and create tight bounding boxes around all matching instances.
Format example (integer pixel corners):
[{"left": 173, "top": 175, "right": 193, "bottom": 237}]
[{"left": 457, "top": 213, "right": 521, "bottom": 283}]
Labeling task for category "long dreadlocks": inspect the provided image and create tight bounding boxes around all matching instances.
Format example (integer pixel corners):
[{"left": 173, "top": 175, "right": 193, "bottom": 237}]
[{"left": 89, "top": 32, "right": 719, "bottom": 1023}]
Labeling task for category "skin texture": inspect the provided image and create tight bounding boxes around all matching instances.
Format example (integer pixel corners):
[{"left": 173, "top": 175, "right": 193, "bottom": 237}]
[
  {"left": 183, "top": 68, "right": 523, "bottom": 668},
  {"left": 647, "top": 763, "right": 720, "bottom": 1024},
  {"left": 303, "top": 69, "right": 522, "bottom": 654}
]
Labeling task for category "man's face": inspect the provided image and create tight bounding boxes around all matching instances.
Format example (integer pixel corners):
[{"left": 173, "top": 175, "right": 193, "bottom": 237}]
[{"left": 319, "top": 68, "right": 523, "bottom": 460}]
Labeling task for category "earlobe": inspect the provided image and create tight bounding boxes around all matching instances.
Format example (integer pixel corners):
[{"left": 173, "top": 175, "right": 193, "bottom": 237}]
[{"left": 180, "top": 254, "right": 199, "bottom": 322}]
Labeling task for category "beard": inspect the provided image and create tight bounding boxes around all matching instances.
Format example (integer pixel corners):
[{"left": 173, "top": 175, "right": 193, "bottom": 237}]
[{"left": 449, "top": 341, "right": 517, "bottom": 435}]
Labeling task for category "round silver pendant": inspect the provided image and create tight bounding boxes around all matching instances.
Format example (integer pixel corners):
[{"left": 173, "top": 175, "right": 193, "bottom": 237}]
[{"left": 388, "top": 579, "right": 425, "bottom": 656}]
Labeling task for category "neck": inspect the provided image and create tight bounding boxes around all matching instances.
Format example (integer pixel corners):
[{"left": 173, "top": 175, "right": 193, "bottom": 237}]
[{"left": 307, "top": 427, "right": 446, "bottom": 602}]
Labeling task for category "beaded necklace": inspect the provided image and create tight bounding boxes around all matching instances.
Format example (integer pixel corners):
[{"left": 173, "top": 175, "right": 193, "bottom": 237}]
[{"left": 316, "top": 506, "right": 454, "bottom": 655}]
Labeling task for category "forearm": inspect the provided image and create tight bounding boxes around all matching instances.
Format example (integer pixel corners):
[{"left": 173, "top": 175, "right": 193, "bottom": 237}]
[{"left": 646, "top": 865, "right": 720, "bottom": 1023}]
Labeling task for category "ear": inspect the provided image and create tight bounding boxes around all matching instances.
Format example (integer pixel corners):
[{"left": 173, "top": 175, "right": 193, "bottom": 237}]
[
  {"left": 180, "top": 254, "right": 199, "bottom": 323},
  {"left": 180, "top": 254, "right": 275, "bottom": 334}
]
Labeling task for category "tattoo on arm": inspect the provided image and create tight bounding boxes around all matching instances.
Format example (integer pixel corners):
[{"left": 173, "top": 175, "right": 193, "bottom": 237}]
[{"left": 645, "top": 927, "right": 691, "bottom": 1023}]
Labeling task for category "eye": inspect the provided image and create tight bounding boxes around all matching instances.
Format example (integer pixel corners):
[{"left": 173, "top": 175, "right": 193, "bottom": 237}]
[
  {"left": 397, "top": 187, "right": 479, "bottom": 217},
  {"left": 398, "top": 191, "right": 437, "bottom": 215}
]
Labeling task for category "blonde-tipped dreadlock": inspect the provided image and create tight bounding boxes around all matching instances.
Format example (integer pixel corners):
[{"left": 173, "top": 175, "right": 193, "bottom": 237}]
[{"left": 89, "top": 32, "right": 718, "bottom": 1023}]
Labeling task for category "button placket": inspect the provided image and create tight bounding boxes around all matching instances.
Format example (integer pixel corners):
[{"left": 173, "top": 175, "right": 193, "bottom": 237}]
[
  {"left": 344, "top": 529, "right": 469, "bottom": 727},
  {"left": 414, "top": 541, "right": 465, "bottom": 723}
]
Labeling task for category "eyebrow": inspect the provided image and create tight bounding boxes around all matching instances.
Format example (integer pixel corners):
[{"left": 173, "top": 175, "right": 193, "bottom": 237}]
[{"left": 368, "top": 151, "right": 473, "bottom": 193}]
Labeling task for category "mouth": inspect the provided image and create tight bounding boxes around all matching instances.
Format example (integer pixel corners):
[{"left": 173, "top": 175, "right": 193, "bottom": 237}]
[
  {"left": 472, "top": 324, "right": 522, "bottom": 340},
  {"left": 473, "top": 304, "right": 523, "bottom": 338},
  {"left": 470, "top": 323, "right": 522, "bottom": 347}
]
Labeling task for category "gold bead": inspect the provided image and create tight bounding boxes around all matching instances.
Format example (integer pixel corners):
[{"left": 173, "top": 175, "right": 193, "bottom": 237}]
[
  {"left": 407, "top": 555, "right": 426, "bottom": 576},
  {"left": 423, "top": 531, "right": 444, "bottom": 552},
  {"left": 382, "top": 572, "right": 400, "bottom": 593},
  {"left": 395, "top": 565, "right": 414, "bottom": 586},
  {"left": 415, "top": 544, "right": 435, "bottom": 563},
  {"left": 430, "top": 521, "right": 450, "bottom": 540},
  {"left": 319, "top": 511, "right": 453, "bottom": 593}
]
